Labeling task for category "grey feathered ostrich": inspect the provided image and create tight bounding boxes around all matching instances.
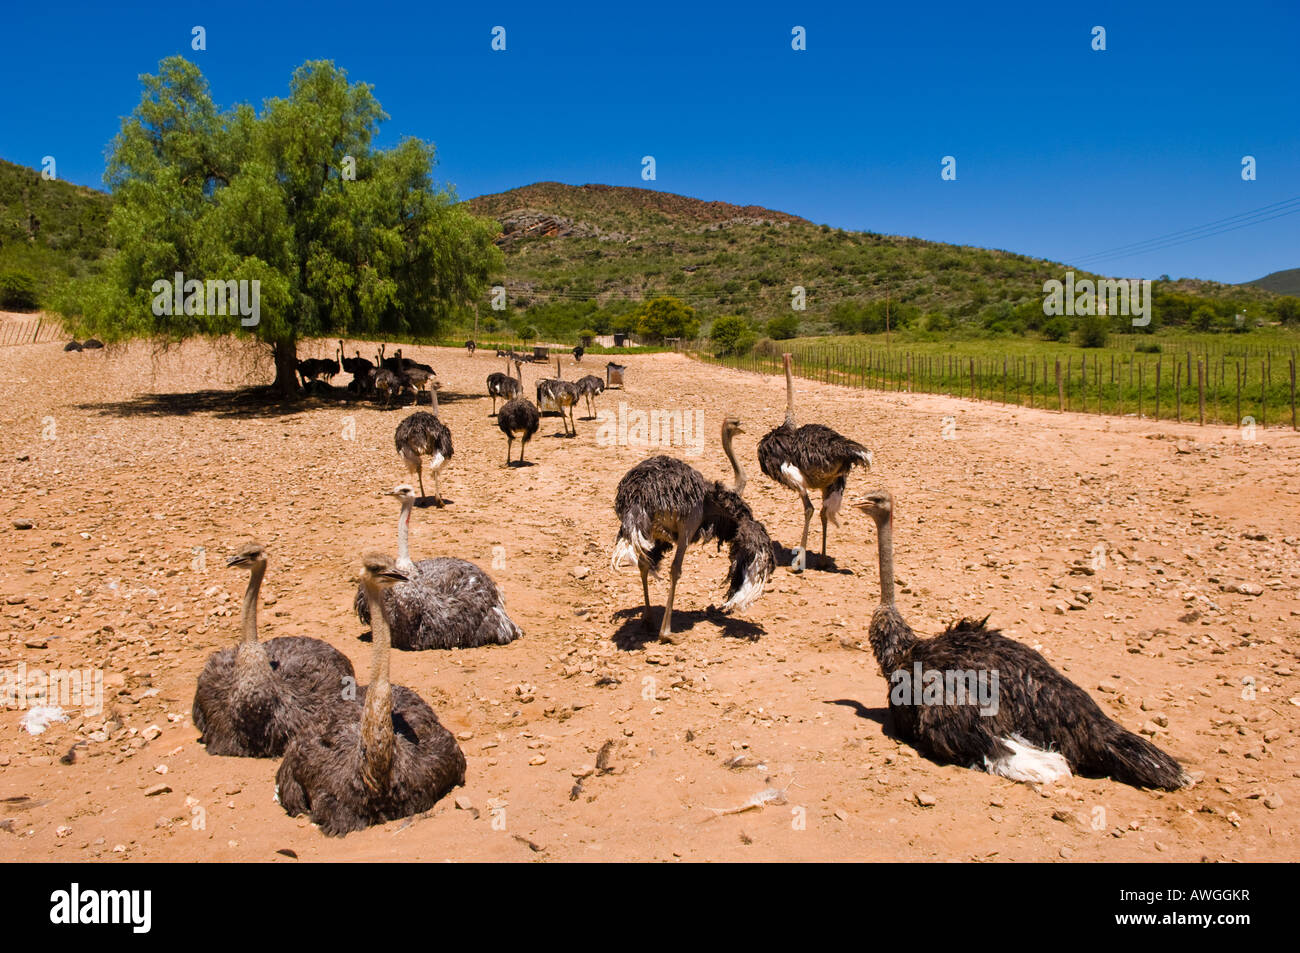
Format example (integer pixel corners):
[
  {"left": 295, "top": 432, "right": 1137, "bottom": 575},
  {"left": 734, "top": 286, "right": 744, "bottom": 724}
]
[
  {"left": 277, "top": 552, "right": 467, "bottom": 836},
  {"left": 191, "top": 543, "right": 355, "bottom": 758},
  {"left": 536, "top": 358, "right": 579, "bottom": 436},
  {"left": 612, "top": 417, "right": 774, "bottom": 642},
  {"left": 354, "top": 486, "right": 523, "bottom": 649},
  {"left": 394, "top": 386, "right": 452, "bottom": 506},
  {"left": 498, "top": 360, "right": 540, "bottom": 466},
  {"left": 486, "top": 355, "right": 522, "bottom": 415},
  {"left": 757, "top": 352, "right": 873, "bottom": 568},
  {"left": 575, "top": 374, "right": 606, "bottom": 419},
  {"left": 854, "top": 489, "right": 1189, "bottom": 789}
]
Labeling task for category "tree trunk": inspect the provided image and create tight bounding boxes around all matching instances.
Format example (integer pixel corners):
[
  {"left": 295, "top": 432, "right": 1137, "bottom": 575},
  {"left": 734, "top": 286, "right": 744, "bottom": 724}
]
[{"left": 271, "top": 339, "right": 300, "bottom": 398}]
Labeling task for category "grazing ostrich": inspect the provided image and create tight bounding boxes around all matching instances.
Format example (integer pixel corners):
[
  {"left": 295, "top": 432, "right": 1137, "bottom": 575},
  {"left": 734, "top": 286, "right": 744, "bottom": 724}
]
[
  {"left": 354, "top": 487, "right": 523, "bottom": 648},
  {"left": 278, "top": 553, "right": 467, "bottom": 836},
  {"left": 64, "top": 340, "right": 83, "bottom": 352},
  {"left": 394, "top": 389, "right": 452, "bottom": 506},
  {"left": 486, "top": 355, "right": 522, "bottom": 414},
  {"left": 192, "top": 543, "right": 355, "bottom": 758},
  {"left": 757, "top": 352, "right": 873, "bottom": 567},
  {"left": 498, "top": 363, "right": 539, "bottom": 465},
  {"left": 574, "top": 374, "right": 606, "bottom": 419},
  {"left": 612, "top": 417, "right": 774, "bottom": 642},
  {"left": 854, "top": 489, "right": 1189, "bottom": 789},
  {"left": 536, "top": 359, "right": 578, "bottom": 436}
]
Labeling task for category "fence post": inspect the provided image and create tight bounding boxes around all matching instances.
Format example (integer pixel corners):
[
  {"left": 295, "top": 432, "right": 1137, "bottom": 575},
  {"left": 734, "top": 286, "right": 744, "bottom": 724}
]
[
  {"left": 1197, "top": 360, "right": 1205, "bottom": 425},
  {"left": 1155, "top": 359, "right": 1161, "bottom": 421},
  {"left": 1055, "top": 358, "right": 1063, "bottom": 411}
]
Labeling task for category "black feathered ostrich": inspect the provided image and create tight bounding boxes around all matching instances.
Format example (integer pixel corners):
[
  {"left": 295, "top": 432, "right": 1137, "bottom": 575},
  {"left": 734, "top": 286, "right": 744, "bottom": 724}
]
[
  {"left": 758, "top": 352, "right": 873, "bottom": 569},
  {"left": 612, "top": 417, "right": 774, "bottom": 643},
  {"left": 354, "top": 485, "right": 523, "bottom": 649},
  {"left": 854, "top": 489, "right": 1189, "bottom": 790},
  {"left": 575, "top": 374, "right": 606, "bottom": 419},
  {"left": 277, "top": 552, "right": 467, "bottom": 836},
  {"left": 393, "top": 387, "right": 452, "bottom": 506},
  {"left": 536, "top": 358, "right": 579, "bottom": 436},
  {"left": 191, "top": 543, "right": 355, "bottom": 758},
  {"left": 486, "top": 355, "right": 522, "bottom": 415},
  {"left": 498, "top": 367, "right": 540, "bottom": 467}
]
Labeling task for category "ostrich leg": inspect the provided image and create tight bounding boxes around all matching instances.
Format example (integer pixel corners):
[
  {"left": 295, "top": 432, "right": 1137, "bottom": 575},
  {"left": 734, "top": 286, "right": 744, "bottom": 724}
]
[
  {"left": 416, "top": 467, "right": 427, "bottom": 500},
  {"left": 433, "top": 471, "right": 444, "bottom": 508},
  {"left": 519, "top": 439, "right": 527, "bottom": 465},
  {"left": 659, "top": 527, "right": 692, "bottom": 642},
  {"left": 639, "top": 564, "right": 653, "bottom": 633},
  {"left": 505, "top": 437, "right": 513, "bottom": 466},
  {"left": 491, "top": 396, "right": 497, "bottom": 415},
  {"left": 794, "top": 488, "right": 815, "bottom": 571},
  {"left": 820, "top": 507, "right": 829, "bottom": 557}
]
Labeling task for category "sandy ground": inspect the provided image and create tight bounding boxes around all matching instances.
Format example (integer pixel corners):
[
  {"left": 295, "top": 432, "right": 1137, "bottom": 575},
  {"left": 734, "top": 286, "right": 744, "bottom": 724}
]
[{"left": 0, "top": 338, "right": 1297, "bottom": 862}]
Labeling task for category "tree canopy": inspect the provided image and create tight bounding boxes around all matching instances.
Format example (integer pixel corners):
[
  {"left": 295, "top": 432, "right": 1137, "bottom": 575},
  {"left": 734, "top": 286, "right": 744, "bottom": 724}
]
[{"left": 73, "top": 56, "right": 501, "bottom": 393}]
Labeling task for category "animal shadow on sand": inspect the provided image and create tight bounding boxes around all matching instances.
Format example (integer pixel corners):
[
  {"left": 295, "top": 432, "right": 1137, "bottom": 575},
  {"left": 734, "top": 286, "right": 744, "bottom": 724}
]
[
  {"left": 770, "top": 541, "right": 851, "bottom": 575},
  {"left": 827, "top": 698, "right": 892, "bottom": 731},
  {"left": 414, "top": 496, "right": 452, "bottom": 509},
  {"left": 610, "top": 606, "right": 764, "bottom": 651}
]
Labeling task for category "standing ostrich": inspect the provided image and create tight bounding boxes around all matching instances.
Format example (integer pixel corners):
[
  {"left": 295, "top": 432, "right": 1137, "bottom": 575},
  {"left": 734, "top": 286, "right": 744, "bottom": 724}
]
[
  {"left": 340, "top": 341, "right": 375, "bottom": 395},
  {"left": 854, "top": 489, "right": 1189, "bottom": 789},
  {"left": 394, "top": 388, "right": 452, "bottom": 506},
  {"left": 498, "top": 361, "right": 539, "bottom": 466},
  {"left": 466, "top": 340, "right": 476, "bottom": 356},
  {"left": 486, "top": 355, "right": 522, "bottom": 415},
  {"left": 373, "top": 367, "right": 410, "bottom": 407},
  {"left": 758, "top": 352, "right": 873, "bottom": 568},
  {"left": 575, "top": 374, "right": 606, "bottom": 419},
  {"left": 192, "top": 543, "right": 355, "bottom": 758},
  {"left": 278, "top": 553, "right": 467, "bottom": 836},
  {"left": 353, "top": 486, "right": 523, "bottom": 649},
  {"left": 612, "top": 417, "right": 774, "bottom": 642},
  {"left": 536, "top": 358, "right": 578, "bottom": 436}
]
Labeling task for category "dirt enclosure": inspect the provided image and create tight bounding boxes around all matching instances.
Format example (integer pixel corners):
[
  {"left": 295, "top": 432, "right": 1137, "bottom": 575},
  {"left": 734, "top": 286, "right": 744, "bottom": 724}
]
[{"left": 0, "top": 338, "right": 1296, "bottom": 862}]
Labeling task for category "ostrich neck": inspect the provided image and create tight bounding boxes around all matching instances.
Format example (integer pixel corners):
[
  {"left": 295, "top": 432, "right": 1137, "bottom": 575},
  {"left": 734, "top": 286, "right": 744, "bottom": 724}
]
[
  {"left": 395, "top": 498, "right": 415, "bottom": 573},
  {"left": 783, "top": 360, "right": 797, "bottom": 427},
  {"left": 240, "top": 561, "right": 266, "bottom": 645},
  {"left": 876, "top": 513, "right": 896, "bottom": 607},
  {"left": 360, "top": 579, "right": 395, "bottom": 793},
  {"left": 722, "top": 429, "right": 746, "bottom": 496},
  {"left": 430, "top": 387, "right": 439, "bottom": 415}
]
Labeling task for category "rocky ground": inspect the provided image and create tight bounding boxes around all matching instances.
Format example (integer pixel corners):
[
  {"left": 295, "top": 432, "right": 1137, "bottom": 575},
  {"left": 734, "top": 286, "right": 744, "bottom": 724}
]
[{"left": 0, "top": 338, "right": 1296, "bottom": 861}]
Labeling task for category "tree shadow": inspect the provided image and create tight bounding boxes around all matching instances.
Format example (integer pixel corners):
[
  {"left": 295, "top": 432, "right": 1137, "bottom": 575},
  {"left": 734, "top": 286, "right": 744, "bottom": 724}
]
[
  {"left": 610, "top": 605, "right": 764, "bottom": 651},
  {"left": 770, "top": 541, "right": 852, "bottom": 575},
  {"left": 77, "top": 387, "right": 323, "bottom": 420}
]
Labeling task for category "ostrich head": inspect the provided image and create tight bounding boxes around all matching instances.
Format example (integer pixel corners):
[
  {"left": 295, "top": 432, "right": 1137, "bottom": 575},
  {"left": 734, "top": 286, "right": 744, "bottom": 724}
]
[
  {"left": 852, "top": 489, "right": 893, "bottom": 525},
  {"left": 227, "top": 542, "right": 266, "bottom": 568},
  {"left": 721, "top": 416, "right": 744, "bottom": 438},
  {"left": 386, "top": 484, "right": 418, "bottom": 503},
  {"left": 361, "top": 552, "right": 410, "bottom": 587}
]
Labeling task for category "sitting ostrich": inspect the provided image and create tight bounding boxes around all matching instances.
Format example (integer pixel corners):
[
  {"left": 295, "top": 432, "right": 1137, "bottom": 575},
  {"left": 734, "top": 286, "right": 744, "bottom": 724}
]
[
  {"left": 575, "top": 374, "right": 606, "bottom": 419},
  {"left": 486, "top": 355, "right": 522, "bottom": 415},
  {"left": 758, "top": 352, "right": 873, "bottom": 568},
  {"left": 354, "top": 486, "right": 523, "bottom": 649},
  {"left": 498, "top": 363, "right": 540, "bottom": 466},
  {"left": 81, "top": 338, "right": 104, "bottom": 349},
  {"left": 854, "top": 489, "right": 1189, "bottom": 789},
  {"left": 64, "top": 340, "right": 83, "bottom": 352},
  {"left": 278, "top": 552, "right": 467, "bottom": 836},
  {"left": 612, "top": 417, "right": 774, "bottom": 642},
  {"left": 394, "top": 389, "right": 452, "bottom": 506},
  {"left": 192, "top": 543, "right": 355, "bottom": 758},
  {"left": 536, "top": 358, "right": 579, "bottom": 436}
]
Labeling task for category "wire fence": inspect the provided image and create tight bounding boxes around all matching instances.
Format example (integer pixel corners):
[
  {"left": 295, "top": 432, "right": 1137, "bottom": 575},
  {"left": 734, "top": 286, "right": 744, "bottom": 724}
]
[{"left": 0, "top": 314, "right": 65, "bottom": 347}]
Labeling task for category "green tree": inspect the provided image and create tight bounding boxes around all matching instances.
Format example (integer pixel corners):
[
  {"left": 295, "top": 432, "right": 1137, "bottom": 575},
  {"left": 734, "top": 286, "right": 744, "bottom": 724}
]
[
  {"left": 1075, "top": 314, "right": 1109, "bottom": 348},
  {"left": 766, "top": 314, "right": 799, "bottom": 340},
  {"left": 74, "top": 56, "right": 500, "bottom": 396},
  {"left": 0, "top": 270, "right": 39, "bottom": 310},
  {"left": 633, "top": 295, "right": 698, "bottom": 342},
  {"left": 710, "top": 314, "right": 752, "bottom": 355}
]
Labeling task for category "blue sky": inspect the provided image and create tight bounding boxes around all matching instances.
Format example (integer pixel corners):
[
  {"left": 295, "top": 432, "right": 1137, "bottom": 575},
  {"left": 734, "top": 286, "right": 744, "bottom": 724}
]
[{"left": 2, "top": 1, "right": 1296, "bottom": 283}]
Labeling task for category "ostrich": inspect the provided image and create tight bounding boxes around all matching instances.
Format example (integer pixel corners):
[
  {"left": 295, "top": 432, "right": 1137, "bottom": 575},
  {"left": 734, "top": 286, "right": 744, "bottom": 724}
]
[
  {"left": 278, "top": 553, "right": 467, "bottom": 836},
  {"left": 757, "top": 352, "right": 873, "bottom": 568},
  {"left": 574, "top": 374, "right": 606, "bottom": 419},
  {"left": 373, "top": 368, "right": 412, "bottom": 408},
  {"left": 353, "top": 486, "right": 523, "bottom": 649},
  {"left": 536, "top": 358, "right": 578, "bottom": 436},
  {"left": 466, "top": 340, "right": 476, "bottom": 356},
  {"left": 82, "top": 338, "right": 103, "bottom": 349},
  {"left": 394, "top": 390, "right": 452, "bottom": 506},
  {"left": 191, "top": 543, "right": 355, "bottom": 758},
  {"left": 573, "top": 345, "right": 585, "bottom": 363},
  {"left": 64, "top": 340, "right": 83, "bottom": 352},
  {"left": 486, "top": 355, "right": 522, "bottom": 414},
  {"left": 498, "top": 363, "right": 539, "bottom": 466},
  {"left": 340, "top": 341, "right": 374, "bottom": 394},
  {"left": 854, "top": 489, "right": 1189, "bottom": 789},
  {"left": 612, "top": 417, "right": 774, "bottom": 642}
]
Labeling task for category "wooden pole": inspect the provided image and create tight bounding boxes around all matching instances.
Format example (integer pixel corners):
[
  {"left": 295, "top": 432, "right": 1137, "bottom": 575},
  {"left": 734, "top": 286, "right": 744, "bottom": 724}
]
[
  {"left": 1197, "top": 360, "right": 1205, "bottom": 425},
  {"left": 1056, "top": 358, "right": 1063, "bottom": 412}
]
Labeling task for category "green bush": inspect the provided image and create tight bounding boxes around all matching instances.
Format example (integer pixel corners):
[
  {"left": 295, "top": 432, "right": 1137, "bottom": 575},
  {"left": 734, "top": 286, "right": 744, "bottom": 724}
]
[
  {"left": 710, "top": 315, "right": 752, "bottom": 355},
  {"left": 1075, "top": 315, "right": 1110, "bottom": 348},
  {"left": 767, "top": 314, "right": 800, "bottom": 340},
  {"left": 1135, "top": 340, "right": 1162, "bottom": 353},
  {"left": 1042, "top": 316, "right": 1071, "bottom": 341},
  {"left": 633, "top": 296, "right": 699, "bottom": 341},
  {"left": 0, "top": 270, "right": 39, "bottom": 310}
]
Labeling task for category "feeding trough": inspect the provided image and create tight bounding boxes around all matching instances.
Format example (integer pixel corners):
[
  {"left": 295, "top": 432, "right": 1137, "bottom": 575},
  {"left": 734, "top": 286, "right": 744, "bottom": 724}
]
[{"left": 606, "top": 361, "right": 626, "bottom": 388}]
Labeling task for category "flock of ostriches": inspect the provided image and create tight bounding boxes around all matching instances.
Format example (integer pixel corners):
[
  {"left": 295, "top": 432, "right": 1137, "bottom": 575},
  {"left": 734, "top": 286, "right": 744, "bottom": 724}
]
[{"left": 190, "top": 346, "right": 1188, "bottom": 838}]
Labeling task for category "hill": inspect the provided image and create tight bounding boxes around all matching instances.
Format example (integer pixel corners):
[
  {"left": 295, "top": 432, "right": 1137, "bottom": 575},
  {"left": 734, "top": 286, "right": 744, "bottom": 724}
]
[
  {"left": 0, "top": 158, "right": 112, "bottom": 308},
  {"left": 1243, "top": 267, "right": 1300, "bottom": 296}
]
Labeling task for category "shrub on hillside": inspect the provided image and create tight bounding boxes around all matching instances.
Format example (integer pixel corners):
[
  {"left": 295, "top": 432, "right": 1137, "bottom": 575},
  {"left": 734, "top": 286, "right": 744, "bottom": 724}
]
[
  {"left": 710, "top": 314, "right": 753, "bottom": 355},
  {"left": 767, "top": 314, "right": 799, "bottom": 340},
  {"left": 1075, "top": 315, "right": 1110, "bottom": 348},
  {"left": 1042, "top": 316, "right": 1071, "bottom": 341},
  {"left": 0, "top": 270, "right": 39, "bottom": 310}
]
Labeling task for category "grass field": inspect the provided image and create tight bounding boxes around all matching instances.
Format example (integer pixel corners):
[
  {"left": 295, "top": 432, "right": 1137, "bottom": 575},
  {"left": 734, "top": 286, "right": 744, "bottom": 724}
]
[{"left": 699, "top": 330, "right": 1300, "bottom": 430}]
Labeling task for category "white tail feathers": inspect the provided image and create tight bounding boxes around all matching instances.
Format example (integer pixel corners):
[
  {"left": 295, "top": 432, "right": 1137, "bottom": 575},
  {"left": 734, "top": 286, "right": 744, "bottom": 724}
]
[
  {"left": 983, "top": 734, "right": 1072, "bottom": 785},
  {"left": 721, "top": 562, "right": 766, "bottom": 613},
  {"left": 611, "top": 525, "right": 654, "bottom": 574}
]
